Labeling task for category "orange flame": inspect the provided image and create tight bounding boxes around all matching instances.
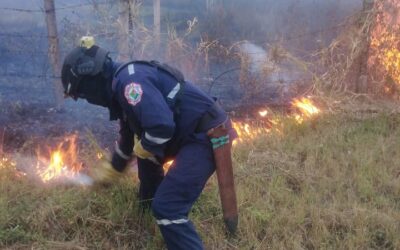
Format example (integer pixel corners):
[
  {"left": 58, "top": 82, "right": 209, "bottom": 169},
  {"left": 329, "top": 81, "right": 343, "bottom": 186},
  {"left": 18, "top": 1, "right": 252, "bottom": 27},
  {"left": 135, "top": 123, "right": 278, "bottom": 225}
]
[
  {"left": 369, "top": 0, "right": 400, "bottom": 91},
  {"left": 163, "top": 160, "right": 174, "bottom": 173},
  {"left": 232, "top": 97, "right": 321, "bottom": 144},
  {"left": 291, "top": 97, "right": 320, "bottom": 123},
  {"left": 96, "top": 152, "right": 104, "bottom": 160},
  {"left": 0, "top": 156, "right": 24, "bottom": 178},
  {"left": 0, "top": 156, "right": 10, "bottom": 169},
  {"left": 232, "top": 120, "right": 272, "bottom": 144},
  {"left": 36, "top": 135, "right": 83, "bottom": 182}
]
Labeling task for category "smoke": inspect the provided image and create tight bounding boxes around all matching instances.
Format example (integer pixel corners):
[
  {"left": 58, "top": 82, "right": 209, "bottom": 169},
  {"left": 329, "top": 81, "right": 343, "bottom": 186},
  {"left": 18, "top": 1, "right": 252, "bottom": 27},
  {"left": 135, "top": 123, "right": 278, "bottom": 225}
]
[
  {"left": 65, "top": 173, "right": 94, "bottom": 186},
  {"left": 238, "top": 41, "right": 269, "bottom": 74},
  {"left": 204, "top": 0, "right": 362, "bottom": 48},
  {"left": 0, "top": 0, "right": 364, "bottom": 149},
  {"left": 236, "top": 40, "right": 304, "bottom": 105}
]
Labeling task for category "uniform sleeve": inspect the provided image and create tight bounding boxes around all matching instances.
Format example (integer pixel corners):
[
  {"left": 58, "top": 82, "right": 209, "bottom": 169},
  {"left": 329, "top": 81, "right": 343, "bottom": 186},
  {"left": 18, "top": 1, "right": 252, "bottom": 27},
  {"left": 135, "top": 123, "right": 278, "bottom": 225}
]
[
  {"left": 111, "top": 119, "right": 134, "bottom": 172},
  {"left": 122, "top": 79, "right": 175, "bottom": 159}
]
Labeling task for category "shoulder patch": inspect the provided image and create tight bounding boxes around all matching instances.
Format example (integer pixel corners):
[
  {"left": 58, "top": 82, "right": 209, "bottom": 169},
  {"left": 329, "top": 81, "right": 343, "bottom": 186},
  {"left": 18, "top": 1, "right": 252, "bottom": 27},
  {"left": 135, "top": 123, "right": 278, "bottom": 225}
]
[{"left": 124, "top": 82, "right": 143, "bottom": 106}]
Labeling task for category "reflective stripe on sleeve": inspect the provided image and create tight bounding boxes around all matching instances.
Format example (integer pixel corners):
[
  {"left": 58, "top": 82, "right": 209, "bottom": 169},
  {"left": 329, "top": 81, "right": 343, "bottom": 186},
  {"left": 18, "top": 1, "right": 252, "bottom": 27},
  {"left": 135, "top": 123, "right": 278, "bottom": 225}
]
[
  {"left": 115, "top": 144, "right": 131, "bottom": 160},
  {"left": 156, "top": 218, "right": 189, "bottom": 226},
  {"left": 145, "top": 132, "right": 171, "bottom": 144},
  {"left": 167, "top": 83, "right": 181, "bottom": 99},
  {"left": 128, "top": 64, "right": 135, "bottom": 75}
]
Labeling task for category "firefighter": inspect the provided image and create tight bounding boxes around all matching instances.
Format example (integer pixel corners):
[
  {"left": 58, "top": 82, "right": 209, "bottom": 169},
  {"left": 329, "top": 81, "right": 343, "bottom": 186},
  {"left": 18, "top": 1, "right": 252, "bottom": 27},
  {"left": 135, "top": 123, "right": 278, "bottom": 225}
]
[{"left": 61, "top": 37, "right": 237, "bottom": 249}]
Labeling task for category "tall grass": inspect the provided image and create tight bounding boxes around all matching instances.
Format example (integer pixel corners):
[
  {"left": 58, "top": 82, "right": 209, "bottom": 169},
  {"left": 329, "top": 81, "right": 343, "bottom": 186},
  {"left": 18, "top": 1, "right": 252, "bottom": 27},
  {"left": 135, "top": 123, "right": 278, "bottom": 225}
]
[{"left": 1, "top": 110, "right": 399, "bottom": 249}]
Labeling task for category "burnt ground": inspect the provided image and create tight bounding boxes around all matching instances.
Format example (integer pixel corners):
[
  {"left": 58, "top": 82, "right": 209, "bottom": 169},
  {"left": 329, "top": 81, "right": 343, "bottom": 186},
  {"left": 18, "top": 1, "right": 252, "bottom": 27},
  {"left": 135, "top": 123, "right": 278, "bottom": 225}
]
[{"left": 0, "top": 76, "right": 118, "bottom": 154}]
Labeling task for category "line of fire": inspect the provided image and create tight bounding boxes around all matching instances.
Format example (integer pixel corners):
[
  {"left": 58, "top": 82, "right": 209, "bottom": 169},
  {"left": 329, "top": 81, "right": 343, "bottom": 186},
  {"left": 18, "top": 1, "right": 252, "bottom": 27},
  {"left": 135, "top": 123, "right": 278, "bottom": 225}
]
[{"left": 1, "top": 97, "right": 320, "bottom": 183}]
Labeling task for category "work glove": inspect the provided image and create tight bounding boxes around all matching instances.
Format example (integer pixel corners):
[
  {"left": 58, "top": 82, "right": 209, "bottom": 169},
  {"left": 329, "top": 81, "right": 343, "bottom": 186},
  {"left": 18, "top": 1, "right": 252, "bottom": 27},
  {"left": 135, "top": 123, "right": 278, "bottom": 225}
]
[
  {"left": 133, "top": 135, "right": 160, "bottom": 165},
  {"left": 90, "top": 159, "right": 124, "bottom": 184},
  {"left": 134, "top": 135, "right": 153, "bottom": 159}
]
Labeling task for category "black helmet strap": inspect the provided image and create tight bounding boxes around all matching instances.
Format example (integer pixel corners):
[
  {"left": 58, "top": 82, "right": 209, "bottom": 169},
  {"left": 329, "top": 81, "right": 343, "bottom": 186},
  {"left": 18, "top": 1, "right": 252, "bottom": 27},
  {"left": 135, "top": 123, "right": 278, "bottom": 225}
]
[{"left": 65, "top": 67, "right": 82, "bottom": 100}]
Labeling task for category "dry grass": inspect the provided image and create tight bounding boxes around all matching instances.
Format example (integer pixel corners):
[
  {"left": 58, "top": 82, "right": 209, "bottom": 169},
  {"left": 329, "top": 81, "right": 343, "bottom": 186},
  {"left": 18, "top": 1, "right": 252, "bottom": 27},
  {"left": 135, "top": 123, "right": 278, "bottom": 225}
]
[
  {"left": 1, "top": 108, "right": 400, "bottom": 249},
  {"left": 223, "top": 110, "right": 400, "bottom": 249}
]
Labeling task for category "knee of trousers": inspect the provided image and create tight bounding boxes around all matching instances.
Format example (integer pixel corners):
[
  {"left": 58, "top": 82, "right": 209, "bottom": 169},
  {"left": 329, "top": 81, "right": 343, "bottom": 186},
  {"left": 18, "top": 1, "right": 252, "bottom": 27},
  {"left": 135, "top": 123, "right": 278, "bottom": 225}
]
[{"left": 151, "top": 195, "right": 169, "bottom": 219}]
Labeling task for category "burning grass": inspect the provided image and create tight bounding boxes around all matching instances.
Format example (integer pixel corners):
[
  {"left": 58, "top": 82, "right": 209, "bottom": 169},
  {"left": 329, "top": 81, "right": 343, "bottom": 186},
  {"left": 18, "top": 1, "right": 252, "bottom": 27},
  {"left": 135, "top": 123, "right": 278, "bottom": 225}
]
[
  {"left": 35, "top": 134, "right": 84, "bottom": 183},
  {"left": 1, "top": 108, "right": 400, "bottom": 249},
  {"left": 369, "top": 0, "right": 400, "bottom": 94},
  {"left": 232, "top": 96, "right": 320, "bottom": 144}
]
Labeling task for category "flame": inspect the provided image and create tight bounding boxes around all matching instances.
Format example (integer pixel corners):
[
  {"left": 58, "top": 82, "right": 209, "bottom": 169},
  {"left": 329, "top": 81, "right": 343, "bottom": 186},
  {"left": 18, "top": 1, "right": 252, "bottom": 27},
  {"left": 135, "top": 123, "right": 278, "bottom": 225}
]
[
  {"left": 232, "top": 120, "right": 273, "bottom": 144},
  {"left": 96, "top": 152, "right": 104, "bottom": 160},
  {"left": 291, "top": 97, "right": 320, "bottom": 116},
  {"left": 232, "top": 97, "right": 321, "bottom": 144},
  {"left": 36, "top": 135, "right": 83, "bottom": 182},
  {"left": 291, "top": 97, "right": 320, "bottom": 124},
  {"left": 0, "top": 156, "right": 24, "bottom": 178},
  {"left": 372, "top": 34, "right": 400, "bottom": 87},
  {"left": 259, "top": 110, "right": 268, "bottom": 117},
  {"left": 163, "top": 160, "right": 174, "bottom": 173},
  {"left": 381, "top": 45, "right": 400, "bottom": 85},
  {"left": 0, "top": 157, "right": 9, "bottom": 169},
  {"left": 369, "top": 0, "right": 400, "bottom": 90}
]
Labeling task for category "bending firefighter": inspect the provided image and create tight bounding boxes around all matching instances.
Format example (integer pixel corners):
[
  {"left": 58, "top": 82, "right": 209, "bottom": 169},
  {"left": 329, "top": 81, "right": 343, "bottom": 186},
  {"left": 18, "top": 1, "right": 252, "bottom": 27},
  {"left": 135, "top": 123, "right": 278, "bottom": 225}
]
[{"left": 61, "top": 37, "right": 238, "bottom": 249}]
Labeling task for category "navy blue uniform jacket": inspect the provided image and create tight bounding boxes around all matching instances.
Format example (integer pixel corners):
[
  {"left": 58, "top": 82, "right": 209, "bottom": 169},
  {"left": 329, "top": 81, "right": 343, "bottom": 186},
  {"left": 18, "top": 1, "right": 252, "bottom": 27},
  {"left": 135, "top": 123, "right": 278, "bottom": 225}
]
[{"left": 110, "top": 62, "right": 227, "bottom": 166}]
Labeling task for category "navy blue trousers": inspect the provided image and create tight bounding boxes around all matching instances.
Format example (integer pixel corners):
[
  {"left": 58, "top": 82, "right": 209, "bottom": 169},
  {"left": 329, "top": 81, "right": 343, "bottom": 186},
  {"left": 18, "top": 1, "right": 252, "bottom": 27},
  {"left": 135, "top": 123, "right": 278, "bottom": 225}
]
[
  {"left": 138, "top": 135, "right": 215, "bottom": 250},
  {"left": 137, "top": 158, "right": 164, "bottom": 208}
]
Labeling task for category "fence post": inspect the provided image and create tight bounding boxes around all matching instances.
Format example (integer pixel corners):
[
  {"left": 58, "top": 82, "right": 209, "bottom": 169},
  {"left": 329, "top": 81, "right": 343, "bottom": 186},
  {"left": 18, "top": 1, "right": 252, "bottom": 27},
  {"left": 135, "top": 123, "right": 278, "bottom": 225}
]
[
  {"left": 117, "top": 0, "right": 131, "bottom": 61},
  {"left": 43, "top": 0, "right": 63, "bottom": 107},
  {"left": 153, "top": 0, "right": 161, "bottom": 51}
]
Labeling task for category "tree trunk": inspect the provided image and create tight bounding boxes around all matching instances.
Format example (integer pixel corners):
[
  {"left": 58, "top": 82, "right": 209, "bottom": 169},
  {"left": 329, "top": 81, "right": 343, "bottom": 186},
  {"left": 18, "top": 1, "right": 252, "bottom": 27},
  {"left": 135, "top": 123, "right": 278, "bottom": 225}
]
[
  {"left": 43, "top": 0, "right": 63, "bottom": 107},
  {"left": 153, "top": 0, "right": 161, "bottom": 49},
  {"left": 118, "top": 0, "right": 131, "bottom": 61}
]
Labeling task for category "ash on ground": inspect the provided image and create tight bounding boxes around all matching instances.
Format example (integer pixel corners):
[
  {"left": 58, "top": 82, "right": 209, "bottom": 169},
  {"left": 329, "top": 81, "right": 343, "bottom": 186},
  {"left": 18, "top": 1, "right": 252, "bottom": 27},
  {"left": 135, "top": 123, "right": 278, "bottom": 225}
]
[{"left": 0, "top": 76, "right": 118, "bottom": 154}]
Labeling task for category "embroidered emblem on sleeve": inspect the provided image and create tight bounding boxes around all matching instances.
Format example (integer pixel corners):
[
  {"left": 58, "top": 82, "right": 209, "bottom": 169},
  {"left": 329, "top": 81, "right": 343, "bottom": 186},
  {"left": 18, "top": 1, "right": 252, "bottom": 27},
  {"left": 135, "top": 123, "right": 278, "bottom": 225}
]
[{"left": 124, "top": 82, "right": 143, "bottom": 106}]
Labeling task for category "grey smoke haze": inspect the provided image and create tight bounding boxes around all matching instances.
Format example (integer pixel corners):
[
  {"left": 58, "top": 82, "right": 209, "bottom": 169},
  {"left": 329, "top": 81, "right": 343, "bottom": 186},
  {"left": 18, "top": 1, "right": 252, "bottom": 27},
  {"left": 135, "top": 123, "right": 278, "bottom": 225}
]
[
  {"left": 0, "top": 0, "right": 364, "bottom": 76},
  {"left": 203, "top": 0, "right": 362, "bottom": 47},
  {"left": 0, "top": 0, "right": 363, "bottom": 103},
  {"left": 239, "top": 41, "right": 269, "bottom": 73},
  {"left": 0, "top": 0, "right": 363, "bottom": 28},
  {"left": 0, "top": 0, "right": 365, "bottom": 151}
]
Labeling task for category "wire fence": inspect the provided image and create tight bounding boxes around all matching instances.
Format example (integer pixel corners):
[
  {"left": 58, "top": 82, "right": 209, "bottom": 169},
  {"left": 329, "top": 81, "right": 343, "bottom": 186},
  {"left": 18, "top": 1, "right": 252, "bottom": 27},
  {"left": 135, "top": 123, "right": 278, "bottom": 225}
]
[
  {"left": 0, "top": 2, "right": 352, "bottom": 90},
  {"left": 0, "top": 2, "right": 109, "bottom": 13},
  {"left": 0, "top": 20, "right": 347, "bottom": 57}
]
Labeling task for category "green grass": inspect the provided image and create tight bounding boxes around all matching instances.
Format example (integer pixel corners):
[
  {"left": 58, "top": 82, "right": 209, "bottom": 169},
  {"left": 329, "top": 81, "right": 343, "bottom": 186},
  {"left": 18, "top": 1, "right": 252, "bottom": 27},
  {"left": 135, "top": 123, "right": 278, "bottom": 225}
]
[{"left": 1, "top": 111, "right": 400, "bottom": 249}]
